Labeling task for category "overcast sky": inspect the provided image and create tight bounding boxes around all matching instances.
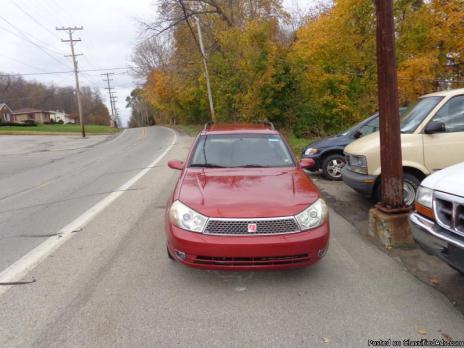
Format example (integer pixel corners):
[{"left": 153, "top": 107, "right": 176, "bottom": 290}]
[{"left": 0, "top": 0, "right": 313, "bottom": 127}]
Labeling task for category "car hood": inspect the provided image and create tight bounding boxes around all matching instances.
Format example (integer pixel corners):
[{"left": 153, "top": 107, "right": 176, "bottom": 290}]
[
  {"left": 307, "top": 134, "right": 350, "bottom": 150},
  {"left": 421, "top": 162, "right": 464, "bottom": 198},
  {"left": 344, "top": 131, "right": 379, "bottom": 155},
  {"left": 177, "top": 168, "right": 320, "bottom": 218}
]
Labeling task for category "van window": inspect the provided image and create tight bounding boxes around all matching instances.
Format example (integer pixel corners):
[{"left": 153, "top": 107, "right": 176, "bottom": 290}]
[
  {"left": 400, "top": 96, "right": 443, "bottom": 133},
  {"left": 431, "top": 95, "right": 464, "bottom": 133}
]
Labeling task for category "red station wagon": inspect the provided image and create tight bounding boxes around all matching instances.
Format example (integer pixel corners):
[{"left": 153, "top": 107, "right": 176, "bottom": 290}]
[{"left": 165, "top": 122, "right": 330, "bottom": 270}]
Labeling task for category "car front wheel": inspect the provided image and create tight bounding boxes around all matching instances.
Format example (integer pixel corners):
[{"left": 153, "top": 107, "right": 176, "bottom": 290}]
[
  {"left": 322, "top": 154, "right": 346, "bottom": 181},
  {"left": 373, "top": 172, "right": 421, "bottom": 207}
]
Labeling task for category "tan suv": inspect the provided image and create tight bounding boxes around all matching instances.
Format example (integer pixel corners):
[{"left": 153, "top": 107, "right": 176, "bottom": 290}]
[{"left": 342, "top": 88, "right": 464, "bottom": 206}]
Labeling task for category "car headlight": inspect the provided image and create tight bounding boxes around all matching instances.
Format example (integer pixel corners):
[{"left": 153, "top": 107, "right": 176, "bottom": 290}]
[
  {"left": 415, "top": 186, "right": 433, "bottom": 209},
  {"left": 304, "top": 148, "right": 320, "bottom": 156},
  {"left": 349, "top": 154, "right": 368, "bottom": 174},
  {"left": 169, "top": 200, "right": 208, "bottom": 232},
  {"left": 295, "top": 198, "right": 328, "bottom": 230}
]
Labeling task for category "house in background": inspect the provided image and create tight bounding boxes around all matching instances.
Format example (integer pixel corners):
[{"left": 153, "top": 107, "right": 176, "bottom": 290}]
[
  {"left": 49, "top": 110, "right": 76, "bottom": 124},
  {"left": 12, "top": 108, "right": 52, "bottom": 124},
  {"left": 0, "top": 103, "right": 13, "bottom": 122}
]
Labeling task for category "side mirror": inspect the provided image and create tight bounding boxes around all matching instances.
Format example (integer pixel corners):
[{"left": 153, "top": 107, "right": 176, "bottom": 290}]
[
  {"left": 425, "top": 121, "right": 445, "bottom": 134},
  {"left": 299, "top": 158, "right": 316, "bottom": 169},
  {"left": 168, "top": 160, "right": 184, "bottom": 170},
  {"left": 353, "top": 130, "right": 362, "bottom": 139}
]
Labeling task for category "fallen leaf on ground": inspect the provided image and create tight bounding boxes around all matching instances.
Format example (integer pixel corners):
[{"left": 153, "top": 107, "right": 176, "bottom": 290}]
[
  {"left": 418, "top": 328, "right": 428, "bottom": 336},
  {"left": 440, "top": 331, "right": 452, "bottom": 341},
  {"left": 430, "top": 278, "right": 440, "bottom": 286},
  {"left": 321, "top": 337, "right": 330, "bottom": 344}
]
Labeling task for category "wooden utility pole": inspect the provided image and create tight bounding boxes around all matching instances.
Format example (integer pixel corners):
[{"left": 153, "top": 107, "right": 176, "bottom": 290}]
[
  {"left": 57, "top": 26, "right": 85, "bottom": 137},
  {"left": 195, "top": 16, "right": 216, "bottom": 122},
  {"left": 110, "top": 91, "right": 119, "bottom": 127},
  {"left": 375, "top": 0, "right": 404, "bottom": 211},
  {"left": 102, "top": 72, "right": 116, "bottom": 127}
]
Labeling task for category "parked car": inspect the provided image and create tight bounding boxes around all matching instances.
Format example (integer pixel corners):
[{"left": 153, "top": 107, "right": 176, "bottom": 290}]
[
  {"left": 409, "top": 162, "right": 464, "bottom": 275},
  {"left": 302, "top": 108, "right": 406, "bottom": 180},
  {"left": 342, "top": 88, "right": 464, "bottom": 206},
  {"left": 165, "top": 122, "right": 330, "bottom": 270}
]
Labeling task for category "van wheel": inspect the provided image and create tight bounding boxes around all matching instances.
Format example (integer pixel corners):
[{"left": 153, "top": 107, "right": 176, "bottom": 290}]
[
  {"left": 372, "top": 173, "right": 421, "bottom": 207},
  {"left": 403, "top": 173, "right": 421, "bottom": 207},
  {"left": 322, "top": 154, "right": 345, "bottom": 181}
]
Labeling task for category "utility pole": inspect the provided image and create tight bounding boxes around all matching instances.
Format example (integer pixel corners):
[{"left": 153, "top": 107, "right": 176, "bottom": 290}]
[
  {"left": 110, "top": 92, "right": 118, "bottom": 115},
  {"left": 111, "top": 93, "right": 120, "bottom": 128},
  {"left": 114, "top": 107, "right": 121, "bottom": 128},
  {"left": 57, "top": 26, "right": 85, "bottom": 138},
  {"left": 195, "top": 16, "right": 215, "bottom": 122},
  {"left": 367, "top": 0, "right": 412, "bottom": 251},
  {"left": 375, "top": 0, "right": 404, "bottom": 211},
  {"left": 102, "top": 72, "right": 116, "bottom": 127}
]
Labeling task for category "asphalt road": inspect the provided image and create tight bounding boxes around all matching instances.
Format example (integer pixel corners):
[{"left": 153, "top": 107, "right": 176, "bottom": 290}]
[
  {"left": 0, "top": 127, "right": 463, "bottom": 347},
  {"left": 0, "top": 127, "right": 173, "bottom": 271}
]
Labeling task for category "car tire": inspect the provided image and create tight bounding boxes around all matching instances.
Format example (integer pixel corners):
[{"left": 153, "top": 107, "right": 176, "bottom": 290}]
[
  {"left": 322, "top": 154, "right": 345, "bottom": 181},
  {"left": 167, "top": 246, "right": 175, "bottom": 260},
  {"left": 372, "top": 173, "right": 421, "bottom": 206},
  {"left": 403, "top": 173, "right": 421, "bottom": 207}
]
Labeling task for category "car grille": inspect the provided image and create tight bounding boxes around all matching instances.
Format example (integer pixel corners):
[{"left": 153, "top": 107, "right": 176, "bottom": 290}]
[
  {"left": 203, "top": 217, "right": 300, "bottom": 235},
  {"left": 194, "top": 254, "right": 310, "bottom": 266},
  {"left": 434, "top": 192, "right": 464, "bottom": 237}
]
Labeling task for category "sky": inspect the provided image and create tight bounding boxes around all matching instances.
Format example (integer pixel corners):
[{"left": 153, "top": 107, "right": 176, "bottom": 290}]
[{"left": 0, "top": 0, "right": 313, "bottom": 127}]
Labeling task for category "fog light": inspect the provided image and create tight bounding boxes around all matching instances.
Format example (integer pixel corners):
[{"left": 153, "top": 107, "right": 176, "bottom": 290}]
[
  {"left": 317, "top": 248, "right": 328, "bottom": 258},
  {"left": 175, "top": 250, "right": 187, "bottom": 260}
]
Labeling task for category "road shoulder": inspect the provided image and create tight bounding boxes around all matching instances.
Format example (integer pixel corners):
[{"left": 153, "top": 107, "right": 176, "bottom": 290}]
[{"left": 310, "top": 172, "right": 464, "bottom": 315}]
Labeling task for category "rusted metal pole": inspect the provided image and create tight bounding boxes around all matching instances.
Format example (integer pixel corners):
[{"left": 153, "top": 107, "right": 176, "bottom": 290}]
[{"left": 375, "top": 0, "right": 404, "bottom": 211}]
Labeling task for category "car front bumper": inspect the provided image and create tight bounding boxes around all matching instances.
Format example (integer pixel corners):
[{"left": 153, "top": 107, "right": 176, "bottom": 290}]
[
  {"left": 409, "top": 212, "right": 464, "bottom": 273},
  {"left": 341, "top": 167, "right": 377, "bottom": 197},
  {"left": 301, "top": 154, "right": 322, "bottom": 170},
  {"left": 166, "top": 222, "right": 330, "bottom": 271}
]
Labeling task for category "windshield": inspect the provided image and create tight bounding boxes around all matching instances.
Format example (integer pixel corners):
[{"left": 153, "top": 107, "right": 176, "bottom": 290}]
[
  {"left": 400, "top": 96, "right": 444, "bottom": 133},
  {"left": 189, "top": 133, "right": 295, "bottom": 168},
  {"left": 340, "top": 113, "right": 379, "bottom": 136}
]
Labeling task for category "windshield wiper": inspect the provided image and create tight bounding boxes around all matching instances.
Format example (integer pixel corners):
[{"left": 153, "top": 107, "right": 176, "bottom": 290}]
[
  {"left": 190, "top": 163, "right": 226, "bottom": 168},
  {"left": 233, "top": 164, "right": 267, "bottom": 168}
]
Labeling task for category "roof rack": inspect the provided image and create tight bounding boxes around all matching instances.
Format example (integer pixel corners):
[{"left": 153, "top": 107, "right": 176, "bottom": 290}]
[
  {"left": 203, "top": 120, "right": 275, "bottom": 131},
  {"left": 203, "top": 121, "right": 214, "bottom": 130},
  {"left": 261, "top": 121, "right": 275, "bottom": 130}
]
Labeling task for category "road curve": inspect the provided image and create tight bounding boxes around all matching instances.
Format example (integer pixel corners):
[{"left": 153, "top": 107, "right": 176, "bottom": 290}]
[{"left": 0, "top": 127, "right": 175, "bottom": 272}]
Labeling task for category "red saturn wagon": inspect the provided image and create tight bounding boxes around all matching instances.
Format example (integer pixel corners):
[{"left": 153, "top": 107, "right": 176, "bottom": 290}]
[{"left": 165, "top": 122, "right": 329, "bottom": 270}]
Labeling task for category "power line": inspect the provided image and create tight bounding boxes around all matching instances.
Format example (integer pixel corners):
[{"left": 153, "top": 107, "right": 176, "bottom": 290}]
[
  {"left": 0, "top": 54, "right": 45, "bottom": 72},
  {"left": 0, "top": 67, "right": 131, "bottom": 78},
  {"left": 0, "top": 17, "right": 70, "bottom": 69},
  {"left": 12, "top": 1, "right": 61, "bottom": 41},
  {"left": 0, "top": 15, "right": 63, "bottom": 55}
]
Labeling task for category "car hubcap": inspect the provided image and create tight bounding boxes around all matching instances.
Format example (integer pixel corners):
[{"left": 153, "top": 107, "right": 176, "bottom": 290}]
[
  {"left": 403, "top": 182, "right": 416, "bottom": 206},
  {"left": 327, "top": 159, "right": 345, "bottom": 178}
]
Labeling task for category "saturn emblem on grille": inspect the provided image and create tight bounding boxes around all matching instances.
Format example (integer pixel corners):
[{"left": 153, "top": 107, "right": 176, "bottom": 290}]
[{"left": 247, "top": 223, "right": 257, "bottom": 233}]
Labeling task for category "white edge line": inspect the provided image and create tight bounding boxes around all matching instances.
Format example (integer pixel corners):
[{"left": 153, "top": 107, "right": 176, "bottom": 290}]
[{"left": 0, "top": 127, "right": 177, "bottom": 297}]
